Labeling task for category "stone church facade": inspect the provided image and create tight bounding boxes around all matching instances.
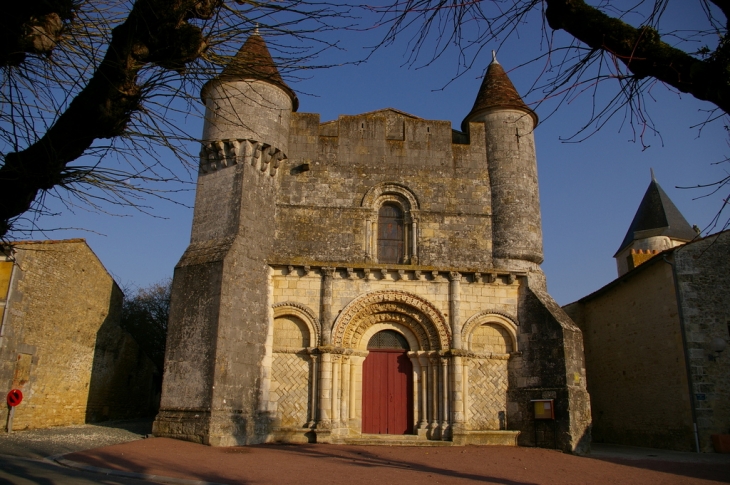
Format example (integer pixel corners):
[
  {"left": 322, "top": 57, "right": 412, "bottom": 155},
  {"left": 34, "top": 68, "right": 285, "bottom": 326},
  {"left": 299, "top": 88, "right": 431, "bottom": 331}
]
[{"left": 153, "top": 34, "right": 591, "bottom": 452}]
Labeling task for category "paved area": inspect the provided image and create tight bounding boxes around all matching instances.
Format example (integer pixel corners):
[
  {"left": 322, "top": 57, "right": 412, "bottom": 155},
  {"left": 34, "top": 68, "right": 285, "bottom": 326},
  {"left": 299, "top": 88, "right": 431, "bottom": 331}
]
[
  {"left": 0, "top": 455, "right": 149, "bottom": 485},
  {"left": 1, "top": 421, "right": 729, "bottom": 484},
  {"left": 0, "top": 419, "right": 153, "bottom": 460}
]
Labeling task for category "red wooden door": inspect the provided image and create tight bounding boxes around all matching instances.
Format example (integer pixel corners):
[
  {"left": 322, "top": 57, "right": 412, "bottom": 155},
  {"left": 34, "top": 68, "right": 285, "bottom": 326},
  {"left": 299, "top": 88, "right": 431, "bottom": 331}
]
[{"left": 362, "top": 350, "right": 413, "bottom": 434}]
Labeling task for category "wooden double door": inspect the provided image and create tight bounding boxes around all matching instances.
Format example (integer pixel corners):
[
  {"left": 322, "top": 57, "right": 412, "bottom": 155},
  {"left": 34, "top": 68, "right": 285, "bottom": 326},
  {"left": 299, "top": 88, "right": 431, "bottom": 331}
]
[{"left": 361, "top": 349, "right": 413, "bottom": 434}]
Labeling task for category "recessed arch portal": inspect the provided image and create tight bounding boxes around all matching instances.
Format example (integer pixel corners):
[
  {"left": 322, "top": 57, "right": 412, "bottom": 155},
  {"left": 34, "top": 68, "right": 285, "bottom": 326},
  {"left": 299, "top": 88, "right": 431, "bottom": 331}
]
[{"left": 332, "top": 290, "right": 450, "bottom": 351}]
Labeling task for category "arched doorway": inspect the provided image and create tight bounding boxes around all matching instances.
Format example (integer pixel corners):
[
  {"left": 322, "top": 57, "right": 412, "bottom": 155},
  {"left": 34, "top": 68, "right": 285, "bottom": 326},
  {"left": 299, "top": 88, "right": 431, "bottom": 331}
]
[{"left": 362, "top": 330, "right": 413, "bottom": 434}]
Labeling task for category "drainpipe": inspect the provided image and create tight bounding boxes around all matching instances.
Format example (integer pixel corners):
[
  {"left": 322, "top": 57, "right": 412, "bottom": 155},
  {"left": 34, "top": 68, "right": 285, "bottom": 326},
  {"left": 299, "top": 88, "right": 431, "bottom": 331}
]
[{"left": 662, "top": 252, "right": 700, "bottom": 453}]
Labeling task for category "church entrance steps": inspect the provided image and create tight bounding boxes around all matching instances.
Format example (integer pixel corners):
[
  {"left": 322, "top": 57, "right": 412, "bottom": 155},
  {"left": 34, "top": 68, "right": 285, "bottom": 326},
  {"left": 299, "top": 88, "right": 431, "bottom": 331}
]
[{"left": 338, "top": 434, "right": 452, "bottom": 447}]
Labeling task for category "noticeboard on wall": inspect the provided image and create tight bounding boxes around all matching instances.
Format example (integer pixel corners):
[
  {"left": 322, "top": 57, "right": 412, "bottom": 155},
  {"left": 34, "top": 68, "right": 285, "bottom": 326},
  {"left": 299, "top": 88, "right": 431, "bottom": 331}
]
[{"left": 531, "top": 399, "right": 555, "bottom": 420}]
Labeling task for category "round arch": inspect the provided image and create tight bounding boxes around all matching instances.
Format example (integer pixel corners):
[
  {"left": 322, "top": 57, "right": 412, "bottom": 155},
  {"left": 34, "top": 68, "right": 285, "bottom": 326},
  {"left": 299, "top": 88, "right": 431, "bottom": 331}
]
[
  {"left": 361, "top": 183, "right": 420, "bottom": 211},
  {"left": 272, "top": 302, "right": 321, "bottom": 347},
  {"left": 332, "top": 290, "right": 450, "bottom": 351},
  {"left": 461, "top": 311, "right": 519, "bottom": 353}
]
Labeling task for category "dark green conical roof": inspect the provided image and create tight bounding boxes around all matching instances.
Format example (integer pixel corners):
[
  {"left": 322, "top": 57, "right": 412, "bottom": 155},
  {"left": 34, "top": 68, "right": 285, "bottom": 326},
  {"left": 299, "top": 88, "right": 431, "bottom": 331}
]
[{"left": 615, "top": 176, "right": 696, "bottom": 256}]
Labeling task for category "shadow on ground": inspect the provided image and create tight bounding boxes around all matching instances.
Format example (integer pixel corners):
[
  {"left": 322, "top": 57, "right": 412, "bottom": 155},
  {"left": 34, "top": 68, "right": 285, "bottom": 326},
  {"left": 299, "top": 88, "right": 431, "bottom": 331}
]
[{"left": 0, "top": 418, "right": 153, "bottom": 460}]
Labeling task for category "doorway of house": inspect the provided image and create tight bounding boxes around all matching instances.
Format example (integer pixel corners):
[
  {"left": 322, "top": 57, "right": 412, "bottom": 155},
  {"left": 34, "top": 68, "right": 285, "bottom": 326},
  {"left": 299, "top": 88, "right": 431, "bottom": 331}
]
[{"left": 361, "top": 330, "right": 413, "bottom": 434}]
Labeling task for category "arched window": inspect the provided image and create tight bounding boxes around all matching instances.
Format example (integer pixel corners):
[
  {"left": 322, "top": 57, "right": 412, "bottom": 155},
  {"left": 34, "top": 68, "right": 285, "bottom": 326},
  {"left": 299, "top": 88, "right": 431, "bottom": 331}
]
[
  {"left": 367, "top": 330, "right": 410, "bottom": 350},
  {"left": 378, "top": 204, "right": 405, "bottom": 264}
]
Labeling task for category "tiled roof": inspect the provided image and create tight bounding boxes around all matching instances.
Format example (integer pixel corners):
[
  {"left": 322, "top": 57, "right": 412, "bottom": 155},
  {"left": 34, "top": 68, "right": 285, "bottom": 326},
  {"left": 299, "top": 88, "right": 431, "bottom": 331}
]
[
  {"left": 615, "top": 177, "right": 697, "bottom": 255},
  {"left": 462, "top": 55, "right": 536, "bottom": 131},
  {"left": 207, "top": 33, "right": 298, "bottom": 111}
]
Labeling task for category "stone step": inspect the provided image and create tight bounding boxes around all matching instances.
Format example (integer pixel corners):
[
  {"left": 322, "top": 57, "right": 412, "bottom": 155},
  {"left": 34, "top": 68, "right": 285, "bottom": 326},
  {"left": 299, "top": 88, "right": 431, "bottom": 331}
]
[{"left": 340, "top": 435, "right": 453, "bottom": 447}]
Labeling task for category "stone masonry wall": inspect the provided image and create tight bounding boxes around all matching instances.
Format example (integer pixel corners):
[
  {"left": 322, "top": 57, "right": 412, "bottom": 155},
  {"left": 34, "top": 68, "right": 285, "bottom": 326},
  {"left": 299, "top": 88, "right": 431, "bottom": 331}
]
[
  {"left": 564, "top": 260, "right": 694, "bottom": 451},
  {"left": 674, "top": 231, "right": 730, "bottom": 451},
  {"left": 272, "top": 266, "right": 520, "bottom": 328},
  {"left": 274, "top": 111, "right": 493, "bottom": 269},
  {"left": 0, "top": 240, "right": 157, "bottom": 430}
]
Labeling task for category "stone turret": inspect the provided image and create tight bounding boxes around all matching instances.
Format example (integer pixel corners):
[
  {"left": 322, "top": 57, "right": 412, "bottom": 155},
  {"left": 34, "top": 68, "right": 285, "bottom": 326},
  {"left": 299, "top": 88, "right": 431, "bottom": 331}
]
[
  {"left": 462, "top": 53, "right": 542, "bottom": 271},
  {"left": 154, "top": 33, "right": 298, "bottom": 446}
]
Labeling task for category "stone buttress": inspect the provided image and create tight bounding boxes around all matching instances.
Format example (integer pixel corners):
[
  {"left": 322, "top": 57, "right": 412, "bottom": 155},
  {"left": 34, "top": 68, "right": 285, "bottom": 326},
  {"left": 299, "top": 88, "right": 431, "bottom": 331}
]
[{"left": 153, "top": 33, "right": 297, "bottom": 445}]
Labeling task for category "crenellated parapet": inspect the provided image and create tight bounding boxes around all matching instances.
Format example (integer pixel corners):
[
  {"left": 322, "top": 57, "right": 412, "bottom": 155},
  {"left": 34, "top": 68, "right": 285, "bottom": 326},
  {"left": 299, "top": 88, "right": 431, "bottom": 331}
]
[{"left": 199, "top": 139, "right": 287, "bottom": 176}]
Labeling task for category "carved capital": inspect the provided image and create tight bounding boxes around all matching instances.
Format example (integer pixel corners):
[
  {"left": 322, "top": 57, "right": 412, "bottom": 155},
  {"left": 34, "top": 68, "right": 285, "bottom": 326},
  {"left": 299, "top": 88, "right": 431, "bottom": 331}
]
[{"left": 449, "top": 271, "right": 462, "bottom": 282}]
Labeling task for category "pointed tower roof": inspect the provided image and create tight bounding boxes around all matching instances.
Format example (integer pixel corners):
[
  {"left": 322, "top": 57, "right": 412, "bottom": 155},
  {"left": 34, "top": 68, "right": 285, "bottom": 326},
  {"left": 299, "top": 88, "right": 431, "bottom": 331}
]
[
  {"left": 204, "top": 32, "right": 298, "bottom": 111},
  {"left": 614, "top": 175, "right": 696, "bottom": 256},
  {"left": 461, "top": 52, "right": 537, "bottom": 131}
]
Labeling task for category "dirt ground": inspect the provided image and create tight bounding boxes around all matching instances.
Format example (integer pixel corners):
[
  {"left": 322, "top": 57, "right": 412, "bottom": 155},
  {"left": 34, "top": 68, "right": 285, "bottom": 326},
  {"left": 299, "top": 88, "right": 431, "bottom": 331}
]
[{"left": 65, "top": 437, "right": 730, "bottom": 485}]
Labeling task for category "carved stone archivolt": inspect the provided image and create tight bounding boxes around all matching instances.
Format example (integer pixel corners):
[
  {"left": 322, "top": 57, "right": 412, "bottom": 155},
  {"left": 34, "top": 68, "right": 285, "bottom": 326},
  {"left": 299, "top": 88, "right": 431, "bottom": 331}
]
[
  {"left": 332, "top": 290, "right": 450, "bottom": 350},
  {"left": 361, "top": 182, "right": 420, "bottom": 211},
  {"left": 273, "top": 302, "right": 321, "bottom": 347},
  {"left": 199, "top": 138, "right": 287, "bottom": 175}
]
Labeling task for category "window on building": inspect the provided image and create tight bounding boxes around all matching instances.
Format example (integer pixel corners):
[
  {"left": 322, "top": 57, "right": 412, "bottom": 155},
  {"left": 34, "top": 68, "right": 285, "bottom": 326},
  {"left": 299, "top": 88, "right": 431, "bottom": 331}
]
[{"left": 377, "top": 204, "right": 404, "bottom": 264}]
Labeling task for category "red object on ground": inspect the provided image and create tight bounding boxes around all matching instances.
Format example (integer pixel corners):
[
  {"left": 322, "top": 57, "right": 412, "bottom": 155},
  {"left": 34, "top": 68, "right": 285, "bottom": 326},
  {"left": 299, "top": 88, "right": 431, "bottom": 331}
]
[
  {"left": 362, "top": 350, "right": 413, "bottom": 434},
  {"left": 6, "top": 389, "right": 22, "bottom": 407}
]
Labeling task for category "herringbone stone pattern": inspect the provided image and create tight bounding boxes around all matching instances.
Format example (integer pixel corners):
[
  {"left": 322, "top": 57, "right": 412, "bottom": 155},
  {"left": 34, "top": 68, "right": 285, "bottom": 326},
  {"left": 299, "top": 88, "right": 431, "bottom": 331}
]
[
  {"left": 468, "top": 359, "right": 508, "bottom": 430},
  {"left": 271, "top": 353, "right": 311, "bottom": 427}
]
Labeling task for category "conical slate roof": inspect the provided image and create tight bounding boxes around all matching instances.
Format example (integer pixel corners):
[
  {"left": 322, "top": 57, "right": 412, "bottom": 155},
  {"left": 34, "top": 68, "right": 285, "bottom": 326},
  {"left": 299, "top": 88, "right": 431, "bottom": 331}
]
[
  {"left": 461, "top": 53, "right": 537, "bottom": 131},
  {"left": 614, "top": 176, "right": 696, "bottom": 256},
  {"left": 204, "top": 32, "right": 298, "bottom": 111}
]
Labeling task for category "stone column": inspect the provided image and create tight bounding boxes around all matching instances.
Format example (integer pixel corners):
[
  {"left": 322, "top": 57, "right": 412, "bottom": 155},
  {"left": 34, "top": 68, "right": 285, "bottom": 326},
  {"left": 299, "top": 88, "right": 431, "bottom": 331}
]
[
  {"left": 449, "top": 272, "right": 462, "bottom": 350},
  {"left": 440, "top": 357, "right": 450, "bottom": 440},
  {"left": 418, "top": 354, "right": 430, "bottom": 434},
  {"left": 452, "top": 355, "right": 464, "bottom": 432},
  {"left": 331, "top": 354, "right": 341, "bottom": 428},
  {"left": 411, "top": 220, "right": 418, "bottom": 264},
  {"left": 352, "top": 355, "right": 365, "bottom": 430},
  {"left": 462, "top": 358, "right": 470, "bottom": 428},
  {"left": 409, "top": 353, "right": 421, "bottom": 431},
  {"left": 318, "top": 352, "right": 332, "bottom": 428},
  {"left": 349, "top": 356, "right": 359, "bottom": 425},
  {"left": 429, "top": 356, "right": 440, "bottom": 439},
  {"left": 320, "top": 267, "right": 335, "bottom": 345},
  {"left": 340, "top": 356, "right": 350, "bottom": 430},
  {"left": 308, "top": 353, "right": 319, "bottom": 427},
  {"left": 365, "top": 219, "right": 372, "bottom": 259}
]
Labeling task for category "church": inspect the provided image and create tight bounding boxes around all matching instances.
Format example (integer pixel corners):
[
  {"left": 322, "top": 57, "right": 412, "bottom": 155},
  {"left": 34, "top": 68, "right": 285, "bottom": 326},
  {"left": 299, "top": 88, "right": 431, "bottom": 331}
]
[{"left": 152, "top": 33, "right": 591, "bottom": 452}]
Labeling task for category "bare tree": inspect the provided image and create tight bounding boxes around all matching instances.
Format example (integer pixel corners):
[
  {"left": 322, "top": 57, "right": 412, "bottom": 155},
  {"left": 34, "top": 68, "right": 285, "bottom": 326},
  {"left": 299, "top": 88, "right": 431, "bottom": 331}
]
[
  {"left": 121, "top": 279, "right": 172, "bottom": 374},
  {"left": 0, "top": 0, "right": 352, "bottom": 239},
  {"left": 371, "top": 0, "right": 730, "bottom": 231}
]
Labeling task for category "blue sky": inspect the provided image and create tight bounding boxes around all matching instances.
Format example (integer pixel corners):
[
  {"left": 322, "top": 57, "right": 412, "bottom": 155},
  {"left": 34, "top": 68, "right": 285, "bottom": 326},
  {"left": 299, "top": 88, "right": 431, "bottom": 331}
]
[{"left": 20, "top": 2, "right": 728, "bottom": 305}]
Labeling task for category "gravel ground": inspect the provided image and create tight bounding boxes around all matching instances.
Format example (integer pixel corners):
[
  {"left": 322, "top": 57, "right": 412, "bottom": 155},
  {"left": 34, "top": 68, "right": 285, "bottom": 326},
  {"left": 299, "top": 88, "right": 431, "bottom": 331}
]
[{"left": 0, "top": 418, "right": 153, "bottom": 459}]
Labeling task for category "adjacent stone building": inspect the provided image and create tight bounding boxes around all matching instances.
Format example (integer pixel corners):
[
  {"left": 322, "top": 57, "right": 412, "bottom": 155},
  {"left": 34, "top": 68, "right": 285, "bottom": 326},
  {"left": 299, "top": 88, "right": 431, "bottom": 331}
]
[
  {"left": 0, "top": 239, "right": 159, "bottom": 430},
  {"left": 564, "top": 177, "right": 730, "bottom": 452},
  {"left": 154, "top": 35, "right": 592, "bottom": 452}
]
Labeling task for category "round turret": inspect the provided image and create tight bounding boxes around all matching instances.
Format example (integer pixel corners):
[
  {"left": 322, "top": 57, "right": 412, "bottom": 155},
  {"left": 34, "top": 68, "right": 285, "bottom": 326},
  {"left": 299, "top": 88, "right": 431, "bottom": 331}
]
[
  {"left": 463, "top": 53, "right": 543, "bottom": 270},
  {"left": 200, "top": 32, "right": 298, "bottom": 154}
]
